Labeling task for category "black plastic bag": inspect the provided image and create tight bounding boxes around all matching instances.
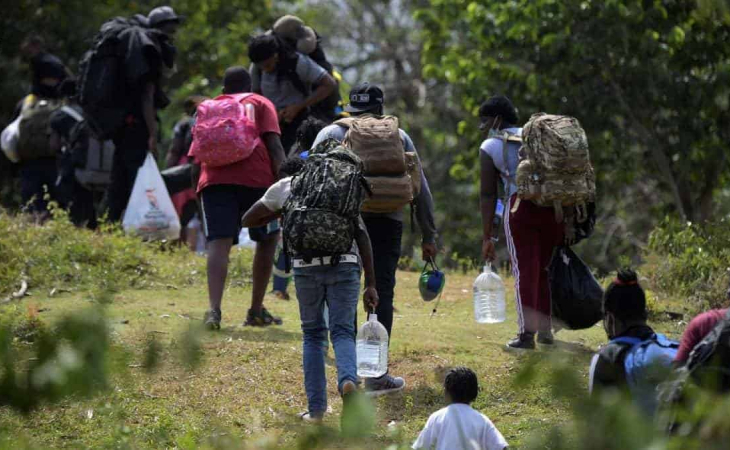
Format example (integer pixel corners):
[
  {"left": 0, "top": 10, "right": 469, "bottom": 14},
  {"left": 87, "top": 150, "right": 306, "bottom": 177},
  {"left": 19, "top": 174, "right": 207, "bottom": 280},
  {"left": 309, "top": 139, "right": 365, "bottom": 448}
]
[
  {"left": 549, "top": 246, "right": 604, "bottom": 330},
  {"left": 160, "top": 163, "right": 193, "bottom": 195}
]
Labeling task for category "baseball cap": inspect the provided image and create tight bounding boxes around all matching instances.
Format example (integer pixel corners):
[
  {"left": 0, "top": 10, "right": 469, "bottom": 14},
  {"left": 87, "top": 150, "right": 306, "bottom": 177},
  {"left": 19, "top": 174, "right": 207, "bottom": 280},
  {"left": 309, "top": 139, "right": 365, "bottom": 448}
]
[
  {"left": 345, "top": 83, "right": 384, "bottom": 114},
  {"left": 148, "top": 6, "right": 185, "bottom": 28}
]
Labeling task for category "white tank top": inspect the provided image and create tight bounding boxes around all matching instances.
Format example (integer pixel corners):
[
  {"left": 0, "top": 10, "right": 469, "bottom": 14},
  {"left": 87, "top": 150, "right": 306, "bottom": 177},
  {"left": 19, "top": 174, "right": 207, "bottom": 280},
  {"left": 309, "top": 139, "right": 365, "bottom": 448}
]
[{"left": 480, "top": 127, "right": 522, "bottom": 198}]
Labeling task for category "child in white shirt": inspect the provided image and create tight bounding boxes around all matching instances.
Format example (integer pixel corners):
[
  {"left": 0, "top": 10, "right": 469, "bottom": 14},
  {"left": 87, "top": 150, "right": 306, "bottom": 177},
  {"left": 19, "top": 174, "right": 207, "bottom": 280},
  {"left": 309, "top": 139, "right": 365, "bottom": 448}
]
[{"left": 413, "top": 367, "right": 508, "bottom": 450}]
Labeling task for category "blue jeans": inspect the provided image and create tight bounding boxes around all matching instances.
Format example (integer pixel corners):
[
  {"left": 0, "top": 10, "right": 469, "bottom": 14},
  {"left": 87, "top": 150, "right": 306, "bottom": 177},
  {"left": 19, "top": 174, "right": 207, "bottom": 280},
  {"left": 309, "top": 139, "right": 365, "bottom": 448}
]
[{"left": 294, "top": 263, "right": 360, "bottom": 415}]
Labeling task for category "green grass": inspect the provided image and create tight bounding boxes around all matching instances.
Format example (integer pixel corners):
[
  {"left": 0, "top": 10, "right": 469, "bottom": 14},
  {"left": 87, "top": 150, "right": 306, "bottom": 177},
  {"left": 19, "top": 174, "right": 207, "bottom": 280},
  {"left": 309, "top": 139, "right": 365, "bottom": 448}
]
[
  {"left": 0, "top": 252, "right": 687, "bottom": 449},
  {"left": 0, "top": 211, "right": 691, "bottom": 449}
]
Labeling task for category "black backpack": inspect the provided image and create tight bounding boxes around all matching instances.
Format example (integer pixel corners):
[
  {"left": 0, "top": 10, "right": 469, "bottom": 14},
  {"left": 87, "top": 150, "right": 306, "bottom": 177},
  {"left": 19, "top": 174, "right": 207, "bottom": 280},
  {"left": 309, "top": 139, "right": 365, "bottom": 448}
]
[
  {"left": 77, "top": 16, "right": 163, "bottom": 138},
  {"left": 282, "top": 139, "right": 368, "bottom": 260}
]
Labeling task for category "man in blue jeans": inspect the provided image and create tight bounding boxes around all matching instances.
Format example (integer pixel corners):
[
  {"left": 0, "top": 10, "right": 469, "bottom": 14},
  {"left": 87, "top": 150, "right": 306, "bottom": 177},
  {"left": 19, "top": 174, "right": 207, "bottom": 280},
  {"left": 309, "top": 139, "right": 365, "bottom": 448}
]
[
  {"left": 311, "top": 83, "right": 439, "bottom": 395},
  {"left": 242, "top": 160, "right": 379, "bottom": 423}
]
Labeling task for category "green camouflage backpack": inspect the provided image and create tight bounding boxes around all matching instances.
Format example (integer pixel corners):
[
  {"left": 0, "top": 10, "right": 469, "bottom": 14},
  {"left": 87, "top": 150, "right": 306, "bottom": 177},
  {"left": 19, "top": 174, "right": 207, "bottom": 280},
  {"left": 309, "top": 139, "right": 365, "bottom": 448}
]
[
  {"left": 516, "top": 113, "right": 596, "bottom": 222},
  {"left": 282, "top": 139, "right": 369, "bottom": 260},
  {"left": 17, "top": 96, "right": 62, "bottom": 161}
]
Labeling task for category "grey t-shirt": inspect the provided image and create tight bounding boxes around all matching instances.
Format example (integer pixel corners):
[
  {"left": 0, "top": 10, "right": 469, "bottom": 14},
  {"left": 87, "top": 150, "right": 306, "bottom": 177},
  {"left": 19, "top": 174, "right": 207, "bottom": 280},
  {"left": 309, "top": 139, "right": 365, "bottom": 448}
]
[
  {"left": 311, "top": 123, "right": 438, "bottom": 244},
  {"left": 251, "top": 53, "right": 326, "bottom": 110}
]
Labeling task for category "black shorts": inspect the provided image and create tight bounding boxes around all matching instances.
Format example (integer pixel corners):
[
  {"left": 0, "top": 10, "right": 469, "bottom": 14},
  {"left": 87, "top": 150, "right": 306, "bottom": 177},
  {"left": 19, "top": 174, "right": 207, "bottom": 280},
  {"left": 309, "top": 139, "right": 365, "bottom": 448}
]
[{"left": 200, "top": 184, "right": 277, "bottom": 244}]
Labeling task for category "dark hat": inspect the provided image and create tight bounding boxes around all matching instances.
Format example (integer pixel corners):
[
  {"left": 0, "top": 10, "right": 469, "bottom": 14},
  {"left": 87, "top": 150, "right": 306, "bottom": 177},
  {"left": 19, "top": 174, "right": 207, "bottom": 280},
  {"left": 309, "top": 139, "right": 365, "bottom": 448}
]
[
  {"left": 345, "top": 83, "right": 384, "bottom": 114},
  {"left": 273, "top": 15, "right": 317, "bottom": 54},
  {"left": 148, "top": 6, "right": 185, "bottom": 28}
]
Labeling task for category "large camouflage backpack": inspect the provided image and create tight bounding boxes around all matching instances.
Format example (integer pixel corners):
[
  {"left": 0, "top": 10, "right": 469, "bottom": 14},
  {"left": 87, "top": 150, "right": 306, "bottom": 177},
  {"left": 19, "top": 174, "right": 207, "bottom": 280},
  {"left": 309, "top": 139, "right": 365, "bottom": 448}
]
[
  {"left": 17, "top": 96, "right": 62, "bottom": 161},
  {"left": 516, "top": 113, "right": 596, "bottom": 222},
  {"left": 335, "top": 115, "right": 421, "bottom": 213},
  {"left": 282, "top": 139, "right": 369, "bottom": 260}
]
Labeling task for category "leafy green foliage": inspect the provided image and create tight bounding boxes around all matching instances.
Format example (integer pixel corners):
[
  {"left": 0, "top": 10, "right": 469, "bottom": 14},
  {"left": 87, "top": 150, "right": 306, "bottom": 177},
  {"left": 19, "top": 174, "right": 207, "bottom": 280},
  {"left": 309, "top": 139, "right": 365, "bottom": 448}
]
[
  {"left": 646, "top": 218, "right": 730, "bottom": 313},
  {"left": 417, "top": 0, "right": 730, "bottom": 269}
]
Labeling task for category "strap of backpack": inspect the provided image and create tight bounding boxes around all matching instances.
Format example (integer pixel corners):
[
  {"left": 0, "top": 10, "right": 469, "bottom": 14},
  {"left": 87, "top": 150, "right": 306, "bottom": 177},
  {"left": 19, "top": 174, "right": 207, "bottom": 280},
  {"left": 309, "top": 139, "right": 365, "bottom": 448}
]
[
  {"left": 499, "top": 131, "right": 520, "bottom": 208},
  {"left": 61, "top": 106, "right": 85, "bottom": 123}
]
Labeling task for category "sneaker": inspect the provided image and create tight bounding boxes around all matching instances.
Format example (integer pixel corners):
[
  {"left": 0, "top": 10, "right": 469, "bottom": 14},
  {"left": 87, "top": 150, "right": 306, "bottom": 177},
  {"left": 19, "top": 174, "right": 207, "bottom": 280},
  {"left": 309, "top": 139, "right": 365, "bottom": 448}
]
[
  {"left": 506, "top": 333, "right": 536, "bottom": 350},
  {"left": 299, "top": 412, "right": 323, "bottom": 424},
  {"left": 203, "top": 309, "right": 221, "bottom": 330},
  {"left": 244, "top": 307, "right": 283, "bottom": 327},
  {"left": 271, "top": 290, "right": 290, "bottom": 301},
  {"left": 537, "top": 331, "right": 554, "bottom": 345},
  {"left": 364, "top": 374, "right": 406, "bottom": 397}
]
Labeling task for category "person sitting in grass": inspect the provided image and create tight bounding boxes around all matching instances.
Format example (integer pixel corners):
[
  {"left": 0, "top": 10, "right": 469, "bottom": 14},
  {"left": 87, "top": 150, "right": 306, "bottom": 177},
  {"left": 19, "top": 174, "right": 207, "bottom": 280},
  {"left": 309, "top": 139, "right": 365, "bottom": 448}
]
[
  {"left": 413, "top": 367, "right": 508, "bottom": 450},
  {"left": 589, "top": 269, "right": 657, "bottom": 394}
]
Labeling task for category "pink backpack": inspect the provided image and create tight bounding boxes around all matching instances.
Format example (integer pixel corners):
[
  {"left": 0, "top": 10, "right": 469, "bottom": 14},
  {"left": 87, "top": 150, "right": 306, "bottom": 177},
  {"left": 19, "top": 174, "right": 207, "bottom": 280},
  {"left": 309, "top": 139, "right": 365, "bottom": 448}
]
[{"left": 189, "top": 93, "right": 260, "bottom": 167}]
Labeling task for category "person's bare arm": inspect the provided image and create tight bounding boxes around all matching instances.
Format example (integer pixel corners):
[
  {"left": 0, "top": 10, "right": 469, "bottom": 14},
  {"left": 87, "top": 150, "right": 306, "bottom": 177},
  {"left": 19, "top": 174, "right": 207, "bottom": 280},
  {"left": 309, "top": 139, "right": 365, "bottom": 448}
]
[
  {"left": 480, "top": 151, "right": 499, "bottom": 261},
  {"left": 354, "top": 216, "right": 379, "bottom": 313},
  {"left": 241, "top": 201, "right": 280, "bottom": 228},
  {"left": 262, "top": 132, "right": 286, "bottom": 178},
  {"left": 142, "top": 82, "right": 158, "bottom": 157},
  {"left": 279, "top": 73, "right": 336, "bottom": 123}
]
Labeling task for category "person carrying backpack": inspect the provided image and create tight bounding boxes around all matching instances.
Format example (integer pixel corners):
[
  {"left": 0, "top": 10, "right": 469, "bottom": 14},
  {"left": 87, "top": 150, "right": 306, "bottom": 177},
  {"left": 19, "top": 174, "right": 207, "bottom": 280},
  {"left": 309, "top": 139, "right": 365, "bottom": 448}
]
[
  {"left": 190, "top": 66, "right": 286, "bottom": 329},
  {"left": 241, "top": 143, "right": 379, "bottom": 424},
  {"left": 589, "top": 270, "right": 679, "bottom": 415},
  {"left": 248, "top": 34, "right": 337, "bottom": 154},
  {"left": 481, "top": 96, "right": 596, "bottom": 349},
  {"left": 48, "top": 79, "right": 102, "bottom": 230},
  {"left": 81, "top": 6, "right": 182, "bottom": 222},
  {"left": 311, "top": 83, "right": 439, "bottom": 396},
  {"left": 674, "top": 288, "right": 730, "bottom": 367},
  {"left": 13, "top": 34, "right": 69, "bottom": 219}
]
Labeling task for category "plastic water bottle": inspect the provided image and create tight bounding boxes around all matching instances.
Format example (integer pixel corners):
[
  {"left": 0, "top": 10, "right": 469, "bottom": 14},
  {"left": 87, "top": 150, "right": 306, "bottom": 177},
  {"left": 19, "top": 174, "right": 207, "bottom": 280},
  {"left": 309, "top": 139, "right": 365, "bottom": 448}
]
[
  {"left": 473, "top": 263, "right": 506, "bottom": 323},
  {"left": 356, "top": 314, "right": 389, "bottom": 378},
  {"left": 244, "top": 103, "right": 256, "bottom": 124}
]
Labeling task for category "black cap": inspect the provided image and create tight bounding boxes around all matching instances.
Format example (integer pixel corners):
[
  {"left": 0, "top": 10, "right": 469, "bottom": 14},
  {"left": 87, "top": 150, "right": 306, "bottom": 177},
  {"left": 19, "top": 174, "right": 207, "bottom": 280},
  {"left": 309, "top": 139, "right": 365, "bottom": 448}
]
[
  {"left": 148, "top": 6, "right": 185, "bottom": 28},
  {"left": 345, "top": 83, "right": 384, "bottom": 114},
  {"left": 223, "top": 66, "right": 252, "bottom": 93}
]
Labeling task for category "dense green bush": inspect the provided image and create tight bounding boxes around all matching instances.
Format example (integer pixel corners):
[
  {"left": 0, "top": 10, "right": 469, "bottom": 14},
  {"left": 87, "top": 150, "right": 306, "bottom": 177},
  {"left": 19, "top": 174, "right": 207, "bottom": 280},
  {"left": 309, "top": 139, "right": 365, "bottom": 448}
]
[{"left": 646, "top": 218, "right": 730, "bottom": 314}]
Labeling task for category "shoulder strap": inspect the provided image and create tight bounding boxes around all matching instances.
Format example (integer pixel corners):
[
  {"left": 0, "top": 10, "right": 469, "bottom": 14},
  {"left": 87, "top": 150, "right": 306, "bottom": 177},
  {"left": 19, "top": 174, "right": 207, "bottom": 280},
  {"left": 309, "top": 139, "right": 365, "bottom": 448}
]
[
  {"left": 334, "top": 117, "right": 355, "bottom": 129},
  {"left": 61, "top": 106, "right": 85, "bottom": 123}
]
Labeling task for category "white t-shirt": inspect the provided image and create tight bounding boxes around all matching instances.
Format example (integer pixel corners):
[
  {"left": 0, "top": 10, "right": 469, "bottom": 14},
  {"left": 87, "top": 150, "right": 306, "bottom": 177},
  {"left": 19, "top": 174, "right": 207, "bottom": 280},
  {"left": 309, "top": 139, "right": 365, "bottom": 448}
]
[
  {"left": 412, "top": 404, "right": 508, "bottom": 450},
  {"left": 480, "top": 127, "right": 522, "bottom": 198},
  {"left": 260, "top": 177, "right": 292, "bottom": 212}
]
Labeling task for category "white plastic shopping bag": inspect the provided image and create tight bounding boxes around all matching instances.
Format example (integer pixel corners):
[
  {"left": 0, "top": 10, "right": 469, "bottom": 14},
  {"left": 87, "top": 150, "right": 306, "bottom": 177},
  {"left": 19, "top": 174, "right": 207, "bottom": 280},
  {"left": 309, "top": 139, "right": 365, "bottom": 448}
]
[
  {"left": 122, "top": 153, "right": 181, "bottom": 240},
  {"left": 0, "top": 115, "right": 21, "bottom": 163}
]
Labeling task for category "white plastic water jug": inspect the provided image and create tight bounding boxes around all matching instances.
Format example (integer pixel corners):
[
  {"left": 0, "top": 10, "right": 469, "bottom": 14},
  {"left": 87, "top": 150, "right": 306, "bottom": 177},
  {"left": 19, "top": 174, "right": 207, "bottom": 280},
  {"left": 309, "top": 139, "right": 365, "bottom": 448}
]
[
  {"left": 473, "top": 263, "right": 506, "bottom": 323},
  {"left": 356, "top": 314, "right": 389, "bottom": 378}
]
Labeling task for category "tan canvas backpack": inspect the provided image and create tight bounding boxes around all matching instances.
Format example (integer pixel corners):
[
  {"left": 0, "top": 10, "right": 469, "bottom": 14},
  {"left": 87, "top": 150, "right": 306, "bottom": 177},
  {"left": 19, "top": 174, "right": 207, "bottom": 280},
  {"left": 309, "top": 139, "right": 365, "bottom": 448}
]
[
  {"left": 335, "top": 115, "right": 421, "bottom": 213},
  {"left": 516, "top": 113, "right": 596, "bottom": 222}
]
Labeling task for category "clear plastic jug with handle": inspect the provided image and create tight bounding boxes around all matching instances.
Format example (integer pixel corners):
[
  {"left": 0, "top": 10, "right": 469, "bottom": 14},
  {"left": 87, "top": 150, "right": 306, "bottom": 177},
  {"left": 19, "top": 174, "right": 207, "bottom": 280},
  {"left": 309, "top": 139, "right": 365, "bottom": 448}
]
[
  {"left": 473, "top": 263, "right": 506, "bottom": 323},
  {"left": 356, "top": 313, "right": 389, "bottom": 378}
]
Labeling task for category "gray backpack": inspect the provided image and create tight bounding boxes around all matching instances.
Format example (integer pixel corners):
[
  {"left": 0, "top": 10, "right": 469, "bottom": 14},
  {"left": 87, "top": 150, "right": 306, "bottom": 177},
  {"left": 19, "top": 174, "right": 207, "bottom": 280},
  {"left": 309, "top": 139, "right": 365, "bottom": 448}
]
[
  {"left": 282, "top": 139, "right": 368, "bottom": 259},
  {"left": 63, "top": 106, "right": 115, "bottom": 191}
]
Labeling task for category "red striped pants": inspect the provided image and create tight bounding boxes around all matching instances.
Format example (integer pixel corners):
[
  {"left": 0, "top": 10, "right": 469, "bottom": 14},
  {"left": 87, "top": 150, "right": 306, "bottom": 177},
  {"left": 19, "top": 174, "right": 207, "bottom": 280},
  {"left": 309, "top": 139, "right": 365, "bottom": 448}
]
[{"left": 504, "top": 195, "right": 564, "bottom": 334}]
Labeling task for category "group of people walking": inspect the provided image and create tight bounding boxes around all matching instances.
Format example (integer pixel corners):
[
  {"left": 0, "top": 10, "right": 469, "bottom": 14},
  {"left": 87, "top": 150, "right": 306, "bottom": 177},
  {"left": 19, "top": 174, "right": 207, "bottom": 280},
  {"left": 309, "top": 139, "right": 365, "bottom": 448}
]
[{"left": 3, "top": 6, "right": 729, "bottom": 450}]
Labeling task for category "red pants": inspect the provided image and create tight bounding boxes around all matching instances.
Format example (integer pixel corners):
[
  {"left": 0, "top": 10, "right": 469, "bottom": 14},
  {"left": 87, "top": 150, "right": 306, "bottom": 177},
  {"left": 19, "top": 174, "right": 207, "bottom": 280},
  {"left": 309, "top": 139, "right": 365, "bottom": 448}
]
[{"left": 504, "top": 196, "right": 564, "bottom": 334}]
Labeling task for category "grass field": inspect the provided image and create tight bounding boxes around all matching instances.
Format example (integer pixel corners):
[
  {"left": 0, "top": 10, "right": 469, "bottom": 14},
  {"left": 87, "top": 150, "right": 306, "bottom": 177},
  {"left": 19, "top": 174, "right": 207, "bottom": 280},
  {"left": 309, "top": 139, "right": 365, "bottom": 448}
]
[{"left": 0, "top": 247, "right": 686, "bottom": 449}]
